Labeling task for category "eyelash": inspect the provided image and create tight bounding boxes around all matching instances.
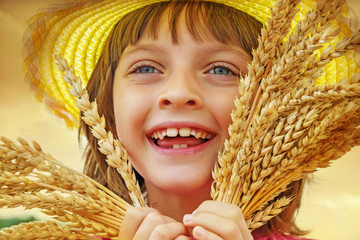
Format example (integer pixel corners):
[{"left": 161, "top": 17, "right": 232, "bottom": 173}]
[
  {"left": 130, "top": 62, "right": 159, "bottom": 74},
  {"left": 129, "top": 62, "right": 240, "bottom": 77},
  {"left": 209, "top": 64, "right": 239, "bottom": 77}
]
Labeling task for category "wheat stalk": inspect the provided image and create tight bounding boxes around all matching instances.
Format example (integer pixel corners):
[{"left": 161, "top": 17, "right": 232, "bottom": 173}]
[
  {"left": 236, "top": 66, "right": 360, "bottom": 223},
  {"left": 1, "top": 137, "right": 128, "bottom": 212},
  {"left": 55, "top": 55, "right": 145, "bottom": 207},
  {"left": 246, "top": 197, "right": 293, "bottom": 229},
  {"left": 0, "top": 137, "right": 130, "bottom": 239},
  {"left": 212, "top": 0, "right": 360, "bottom": 229},
  {"left": 212, "top": 0, "right": 303, "bottom": 202},
  {"left": 0, "top": 221, "right": 93, "bottom": 240}
]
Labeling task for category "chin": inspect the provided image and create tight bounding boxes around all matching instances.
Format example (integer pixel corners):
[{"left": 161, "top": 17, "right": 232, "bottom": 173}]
[{"left": 153, "top": 172, "right": 213, "bottom": 195}]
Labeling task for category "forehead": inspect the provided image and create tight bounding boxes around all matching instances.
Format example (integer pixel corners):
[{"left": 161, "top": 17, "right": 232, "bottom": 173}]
[
  {"left": 139, "top": 2, "right": 213, "bottom": 44},
  {"left": 142, "top": 6, "right": 214, "bottom": 44}
]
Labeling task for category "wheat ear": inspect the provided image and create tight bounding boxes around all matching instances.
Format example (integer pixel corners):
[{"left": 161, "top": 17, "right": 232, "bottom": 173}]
[
  {"left": 212, "top": 0, "right": 303, "bottom": 202},
  {"left": 213, "top": 0, "right": 360, "bottom": 229},
  {"left": 0, "top": 137, "right": 130, "bottom": 238},
  {"left": 55, "top": 55, "right": 145, "bottom": 207},
  {"left": 0, "top": 221, "right": 93, "bottom": 240}
]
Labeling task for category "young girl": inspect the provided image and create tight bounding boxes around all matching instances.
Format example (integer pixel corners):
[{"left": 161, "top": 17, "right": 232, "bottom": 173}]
[
  {"left": 82, "top": 2, "right": 308, "bottom": 239},
  {"left": 22, "top": 0, "right": 357, "bottom": 239},
  {"left": 102, "top": 2, "right": 259, "bottom": 239}
]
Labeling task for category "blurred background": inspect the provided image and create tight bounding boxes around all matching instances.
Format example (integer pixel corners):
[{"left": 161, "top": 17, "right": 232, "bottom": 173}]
[{"left": 0, "top": 0, "right": 359, "bottom": 239}]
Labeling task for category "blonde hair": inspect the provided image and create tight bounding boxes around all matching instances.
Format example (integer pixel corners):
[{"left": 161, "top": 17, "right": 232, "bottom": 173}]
[{"left": 80, "top": 0, "right": 306, "bottom": 237}]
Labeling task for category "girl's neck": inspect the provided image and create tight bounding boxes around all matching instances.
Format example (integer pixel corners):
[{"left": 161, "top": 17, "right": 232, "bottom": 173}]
[{"left": 145, "top": 181, "right": 212, "bottom": 222}]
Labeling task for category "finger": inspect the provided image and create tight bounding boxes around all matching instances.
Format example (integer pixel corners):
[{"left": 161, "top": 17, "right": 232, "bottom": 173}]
[
  {"left": 184, "top": 212, "right": 243, "bottom": 240},
  {"left": 194, "top": 200, "right": 252, "bottom": 239},
  {"left": 192, "top": 226, "right": 222, "bottom": 240},
  {"left": 119, "top": 207, "right": 159, "bottom": 239},
  {"left": 133, "top": 211, "right": 176, "bottom": 240},
  {"left": 196, "top": 200, "right": 244, "bottom": 223},
  {"left": 174, "top": 236, "right": 194, "bottom": 240},
  {"left": 149, "top": 222, "right": 191, "bottom": 240}
]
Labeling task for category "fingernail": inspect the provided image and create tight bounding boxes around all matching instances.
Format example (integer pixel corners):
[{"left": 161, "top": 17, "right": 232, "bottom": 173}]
[
  {"left": 183, "top": 214, "right": 193, "bottom": 224},
  {"left": 194, "top": 226, "right": 205, "bottom": 238}
]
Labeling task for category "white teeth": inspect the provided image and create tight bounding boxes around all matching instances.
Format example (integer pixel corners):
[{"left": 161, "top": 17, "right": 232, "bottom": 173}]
[
  {"left": 179, "top": 128, "right": 191, "bottom": 137},
  {"left": 154, "top": 131, "right": 159, "bottom": 139},
  {"left": 173, "top": 144, "right": 188, "bottom": 149},
  {"left": 194, "top": 131, "right": 202, "bottom": 139},
  {"left": 159, "top": 130, "right": 165, "bottom": 140},
  {"left": 200, "top": 132, "right": 207, "bottom": 139},
  {"left": 151, "top": 128, "right": 213, "bottom": 139},
  {"left": 167, "top": 128, "right": 178, "bottom": 137}
]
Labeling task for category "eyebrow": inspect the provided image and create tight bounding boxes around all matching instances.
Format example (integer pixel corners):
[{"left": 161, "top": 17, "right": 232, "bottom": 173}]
[
  {"left": 122, "top": 44, "right": 167, "bottom": 57},
  {"left": 207, "top": 45, "right": 252, "bottom": 60},
  {"left": 123, "top": 43, "right": 251, "bottom": 61}
]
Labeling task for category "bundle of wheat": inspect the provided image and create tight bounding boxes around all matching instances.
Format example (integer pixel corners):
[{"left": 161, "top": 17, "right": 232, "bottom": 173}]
[
  {"left": 0, "top": 136, "right": 131, "bottom": 239},
  {"left": 1, "top": 0, "right": 359, "bottom": 239},
  {"left": 211, "top": 0, "right": 360, "bottom": 229}
]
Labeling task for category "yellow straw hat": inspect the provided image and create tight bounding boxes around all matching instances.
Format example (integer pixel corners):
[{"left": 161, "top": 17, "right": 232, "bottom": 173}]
[{"left": 23, "top": 0, "right": 359, "bottom": 129}]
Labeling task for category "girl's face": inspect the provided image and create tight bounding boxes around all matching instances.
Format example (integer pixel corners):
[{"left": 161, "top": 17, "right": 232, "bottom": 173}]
[{"left": 113, "top": 11, "right": 250, "bottom": 195}]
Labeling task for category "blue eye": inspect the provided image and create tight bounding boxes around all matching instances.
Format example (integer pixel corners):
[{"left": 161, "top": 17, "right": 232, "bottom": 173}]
[
  {"left": 131, "top": 63, "right": 160, "bottom": 74},
  {"left": 215, "top": 67, "right": 229, "bottom": 75},
  {"left": 209, "top": 66, "right": 235, "bottom": 76},
  {"left": 138, "top": 66, "right": 156, "bottom": 73}
]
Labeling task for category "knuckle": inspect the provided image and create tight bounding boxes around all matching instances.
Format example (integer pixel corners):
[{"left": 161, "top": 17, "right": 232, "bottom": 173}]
[
  {"left": 126, "top": 207, "right": 159, "bottom": 221},
  {"left": 222, "top": 221, "right": 240, "bottom": 238},
  {"left": 152, "top": 225, "right": 171, "bottom": 238},
  {"left": 144, "top": 211, "right": 165, "bottom": 224},
  {"left": 197, "top": 200, "right": 213, "bottom": 210},
  {"left": 175, "top": 236, "right": 190, "bottom": 240},
  {"left": 230, "top": 208, "right": 244, "bottom": 220},
  {"left": 124, "top": 207, "right": 142, "bottom": 220},
  {"left": 223, "top": 203, "right": 244, "bottom": 220},
  {"left": 125, "top": 206, "right": 138, "bottom": 216}
]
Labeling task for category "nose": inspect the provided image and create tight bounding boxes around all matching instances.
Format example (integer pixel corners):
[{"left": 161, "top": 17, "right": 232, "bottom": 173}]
[{"left": 157, "top": 72, "right": 203, "bottom": 109}]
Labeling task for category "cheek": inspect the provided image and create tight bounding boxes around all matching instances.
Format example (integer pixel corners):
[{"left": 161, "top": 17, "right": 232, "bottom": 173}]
[
  {"left": 113, "top": 102, "right": 129, "bottom": 140},
  {"left": 112, "top": 88, "right": 154, "bottom": 179},
  {"left": 113, "top": 85, "right": 135, "bottom": 140},
  {"left": 209, "top": 89, "right": 238, "bottom": 135},
  {"left": 113, "top": 86, "right": 154, "bottom": 144},
  {"left": 114, "top": 94, "right": 140, "bottom": 139}
]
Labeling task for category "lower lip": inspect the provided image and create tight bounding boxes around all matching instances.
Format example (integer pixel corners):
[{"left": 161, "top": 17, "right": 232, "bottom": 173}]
[{"left": 147, "top": 136, "right": 216, "bottom": 156}]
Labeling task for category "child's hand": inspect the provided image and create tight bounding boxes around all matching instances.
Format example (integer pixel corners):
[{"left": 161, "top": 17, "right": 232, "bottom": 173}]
[
  {"left": 119, "top": 206, "right": 192, "bottom": 240},
  {"left": 183, "top": 201, "right": 254, "bottom": 240}
]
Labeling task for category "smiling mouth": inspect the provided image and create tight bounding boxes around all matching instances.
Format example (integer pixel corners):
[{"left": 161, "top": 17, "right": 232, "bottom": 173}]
[{"left": 148, "top": 127, "right": 214, "bottom": 149}]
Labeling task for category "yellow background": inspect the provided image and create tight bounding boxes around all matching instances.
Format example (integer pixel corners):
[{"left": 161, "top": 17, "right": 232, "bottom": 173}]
[{"left": 0, "top": 1, "right": 359, "bottom": 239}]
